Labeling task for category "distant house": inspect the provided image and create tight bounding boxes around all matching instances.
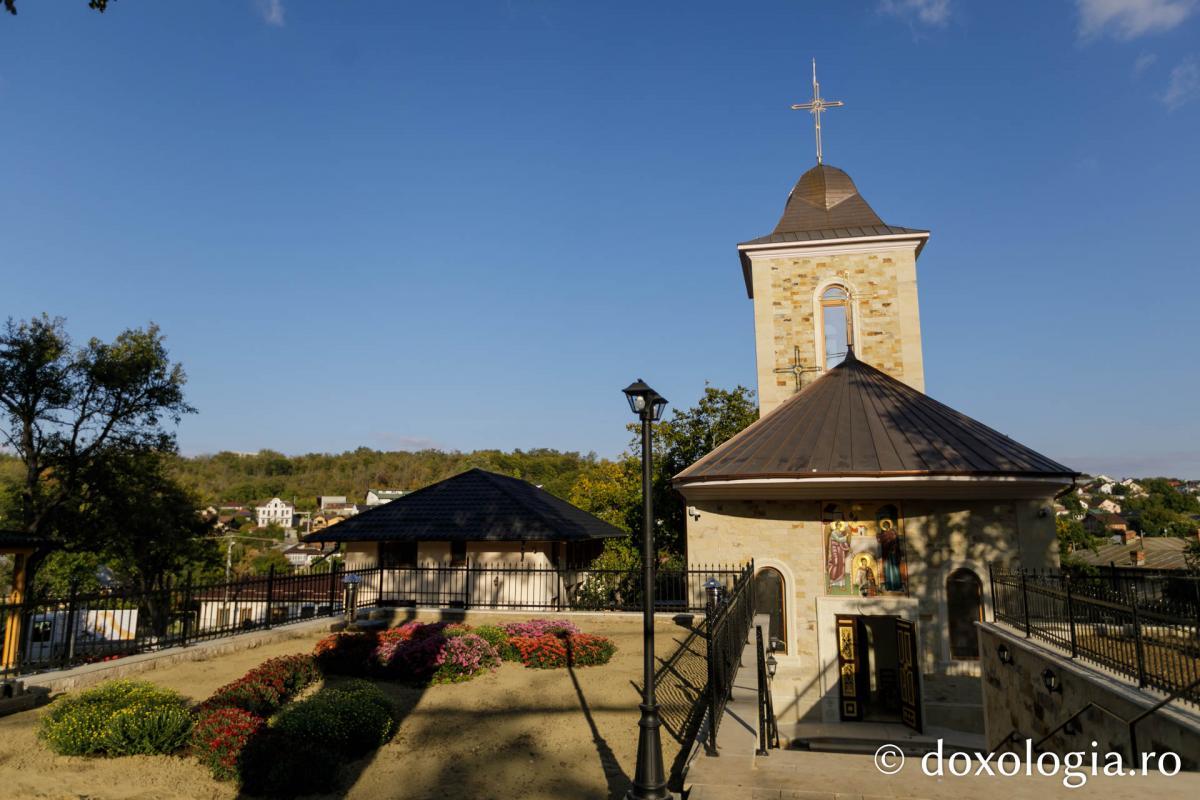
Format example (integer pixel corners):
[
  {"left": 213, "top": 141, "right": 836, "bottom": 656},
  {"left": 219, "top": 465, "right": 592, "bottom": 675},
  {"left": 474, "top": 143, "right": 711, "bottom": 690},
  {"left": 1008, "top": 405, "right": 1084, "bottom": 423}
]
[
  {"left": 1083, "top": 511, "right": 1128, "bottom": 538},
  {"left": 282, "top": 542, "right": 329, "bottom": 568},
  {"left": 255, "top": 498, "right": 295, "bottom": 529},
  {"left": 317, "top": 496, "right": 347, "bottom": 510},
  {"left": 308, "top": 468, "right": 623, "bottom": 571},
  {"left": 364, "top": 489, "right": 407, "bottom": 506},
  {"left": 1095, "top": 498, "right": 1122, "bottom": 515}
]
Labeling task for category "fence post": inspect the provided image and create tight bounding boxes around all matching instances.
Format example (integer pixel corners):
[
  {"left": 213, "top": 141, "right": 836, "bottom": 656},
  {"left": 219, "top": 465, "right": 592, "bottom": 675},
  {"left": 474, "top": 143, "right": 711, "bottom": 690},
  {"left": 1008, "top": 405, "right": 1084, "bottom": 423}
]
[
  {"left": 327, "top": 563, "right": 338, "bottom": 617},
  {"left": 264, "top": 565, "right": 276, "bottom": 629},
  {"left": 465, "top": 559, "right": 472, "bottom": 610},
  {"left": 1064, "top": 572, "right": 1078, "bottom": 658},
  {"left": 705, "top": 598, "right": 719, "bottom": 755},
  {"left": 1020, "top": 569, "right": 1032, "bottom": 637},
  {"left": 1130, "top": 594, "right": 1148, "bottom": 688},
  {"left": 63, "top": 581, "right": 79, "bottom": 668},
  {"left": 180, "top": 572, "right": 192, "bottom": 647}
]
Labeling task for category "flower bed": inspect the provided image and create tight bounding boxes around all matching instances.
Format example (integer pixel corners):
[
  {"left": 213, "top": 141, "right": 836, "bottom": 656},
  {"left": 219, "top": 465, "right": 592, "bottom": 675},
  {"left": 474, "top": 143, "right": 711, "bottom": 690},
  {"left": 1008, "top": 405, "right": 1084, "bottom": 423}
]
[
  {"left": 40, "top": 680, "right": 193, "bottom": 757},
  {"left": 312, "top": 618, "right": 615, "bottom": 679}
]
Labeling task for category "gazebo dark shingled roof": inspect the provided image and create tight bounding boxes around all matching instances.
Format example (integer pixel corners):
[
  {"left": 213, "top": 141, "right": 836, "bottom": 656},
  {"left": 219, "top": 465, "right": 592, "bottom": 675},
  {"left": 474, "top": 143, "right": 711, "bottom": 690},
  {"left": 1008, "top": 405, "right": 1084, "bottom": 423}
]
[
  {"left": 737, "top": 164, "right": 928, "bottom": 296},
  {"left": 304, "top": 468, "right": 625, "bottom": 544},
  {"left": 674, "top": 350, "right": 1077, "bottom": 484}
]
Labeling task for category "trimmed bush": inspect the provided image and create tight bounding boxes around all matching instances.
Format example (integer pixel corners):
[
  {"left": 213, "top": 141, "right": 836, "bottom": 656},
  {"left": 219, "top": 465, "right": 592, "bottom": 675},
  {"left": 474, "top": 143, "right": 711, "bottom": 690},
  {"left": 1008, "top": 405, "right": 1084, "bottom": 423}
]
[
  {"left": 442, "top": 622, "right": 473, "bottom": 638},
  {"left": 566, "top": 633, "right": 617, "bottom": 666},
  {"left": 191, "top": 707, "right": 266, "bottom": 781},
  {"left": 433, "top": 633, "right": 500, "bottom": 683},
  {"left": 238, "top": 731, "right": 339, "bottom": 797},
  {"left": 474, "top": 624, "right": 519, "bottom": 661},
  {"left": 273, "top": 681, "right": 396, "bottom": 758},
  {"left": 40, "top": 680, "right": 192, "bottom": 757},
  {"left": 198, "top": 652, "right": 321, "bottom": 716},
  {"left": 502, "top": 618, "right": 580, "bottom": 638},
  {"left": 314, "top": 631, "right": 378, "bottom": 676},
  {"left": 385, "top": 634, "right": 447, "bottom": 683},
  {"left": 510, "top": 633, "right": 617, "bottom": 669}
]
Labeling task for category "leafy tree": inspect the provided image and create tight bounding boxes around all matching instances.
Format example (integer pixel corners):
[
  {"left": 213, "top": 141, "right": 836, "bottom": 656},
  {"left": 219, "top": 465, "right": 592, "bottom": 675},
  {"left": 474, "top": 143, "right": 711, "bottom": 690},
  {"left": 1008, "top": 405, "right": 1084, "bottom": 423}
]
[
  {"left": 0, "top": 316, "right": 192, "bottom": 545},
  {"left": 1055, "top": 516, "right": 1096, "bottom": 562},
  {"left": 3, "top": 0, "right": 111, "bottom": 15}
]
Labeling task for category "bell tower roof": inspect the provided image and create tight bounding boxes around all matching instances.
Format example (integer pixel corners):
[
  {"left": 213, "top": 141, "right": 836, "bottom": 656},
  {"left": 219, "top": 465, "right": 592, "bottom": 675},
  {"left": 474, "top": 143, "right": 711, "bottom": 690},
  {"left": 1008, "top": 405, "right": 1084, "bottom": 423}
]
[{"left": 737, "top": 163, "right": 929, "bottom": 297}]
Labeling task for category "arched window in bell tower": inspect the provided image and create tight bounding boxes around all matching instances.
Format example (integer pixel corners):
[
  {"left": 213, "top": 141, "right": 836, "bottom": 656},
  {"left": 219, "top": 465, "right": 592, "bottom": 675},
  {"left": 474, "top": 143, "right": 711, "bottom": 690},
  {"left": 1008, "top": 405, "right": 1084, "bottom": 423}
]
[{"left": 820, "top": 285, "right": 852, "bottom": 369}]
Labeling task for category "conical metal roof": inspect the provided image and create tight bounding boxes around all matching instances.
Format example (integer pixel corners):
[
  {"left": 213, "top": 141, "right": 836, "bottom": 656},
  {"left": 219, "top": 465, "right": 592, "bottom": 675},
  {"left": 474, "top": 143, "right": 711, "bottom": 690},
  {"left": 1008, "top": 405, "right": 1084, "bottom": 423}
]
[{"left": 674, "top": 350, "right": 1077, "bottom": 484}]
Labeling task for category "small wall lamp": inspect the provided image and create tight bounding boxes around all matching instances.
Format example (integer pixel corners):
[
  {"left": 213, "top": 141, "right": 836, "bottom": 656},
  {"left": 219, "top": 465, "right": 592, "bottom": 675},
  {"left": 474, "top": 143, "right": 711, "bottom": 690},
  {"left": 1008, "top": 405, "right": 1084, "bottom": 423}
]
[
  {"left": 1041, "top": 668, "right": 1061, "bottom": 694},
  {"left": 997, "top": 644, "right": 1013, "bottom": 665},
  {"left": 769, "top": 636, "right": 784, "bottom": 653},
  {"left": 766, "top": 653, "right": 778, "bottom": 679}
]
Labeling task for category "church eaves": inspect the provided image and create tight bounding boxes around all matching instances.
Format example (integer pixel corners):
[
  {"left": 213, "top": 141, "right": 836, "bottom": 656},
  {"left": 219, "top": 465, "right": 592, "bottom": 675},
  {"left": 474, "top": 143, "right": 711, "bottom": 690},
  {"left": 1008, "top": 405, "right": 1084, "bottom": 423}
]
[{"left": 673, "top": 349, "right": 1078, "bottom": 484}]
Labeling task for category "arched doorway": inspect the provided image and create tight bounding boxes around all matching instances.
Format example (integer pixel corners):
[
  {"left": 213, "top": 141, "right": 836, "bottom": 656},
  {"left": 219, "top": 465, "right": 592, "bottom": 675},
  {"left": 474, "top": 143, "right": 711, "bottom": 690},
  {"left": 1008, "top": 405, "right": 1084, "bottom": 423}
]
[
  {"left": 947, "top": 568, "right": 983, "bottom": 659},
  {"left": 754, "top": 567, "right": 787, "bottom": 653}
]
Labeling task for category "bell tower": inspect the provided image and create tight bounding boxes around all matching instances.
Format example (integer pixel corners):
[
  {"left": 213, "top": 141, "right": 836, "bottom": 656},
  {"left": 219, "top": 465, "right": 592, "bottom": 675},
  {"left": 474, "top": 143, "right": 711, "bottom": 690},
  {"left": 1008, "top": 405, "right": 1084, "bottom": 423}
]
[{"left": 741, "top": 64, "right": 928, "bottom": 415}]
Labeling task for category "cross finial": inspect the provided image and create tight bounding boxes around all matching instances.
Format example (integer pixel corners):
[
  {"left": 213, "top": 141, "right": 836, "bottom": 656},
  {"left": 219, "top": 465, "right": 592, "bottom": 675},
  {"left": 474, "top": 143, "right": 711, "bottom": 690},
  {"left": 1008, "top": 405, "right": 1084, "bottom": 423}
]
[{"left": 791, "top": 59, "right": 844, "bottom": 165}]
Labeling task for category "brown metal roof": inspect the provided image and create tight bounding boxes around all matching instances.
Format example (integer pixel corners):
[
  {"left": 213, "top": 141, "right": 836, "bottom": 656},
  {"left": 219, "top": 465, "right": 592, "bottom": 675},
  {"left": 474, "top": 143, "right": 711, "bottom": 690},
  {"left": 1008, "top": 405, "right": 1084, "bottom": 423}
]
[
  {"left": 1070, "top": 538, "right": 1187, "bottom": 570},
  {"left": 674, "top": 350, "right": 1078, "bottom": 484},
  {"left": 736, "top": 164, "right": 928, "bottom": 296}
]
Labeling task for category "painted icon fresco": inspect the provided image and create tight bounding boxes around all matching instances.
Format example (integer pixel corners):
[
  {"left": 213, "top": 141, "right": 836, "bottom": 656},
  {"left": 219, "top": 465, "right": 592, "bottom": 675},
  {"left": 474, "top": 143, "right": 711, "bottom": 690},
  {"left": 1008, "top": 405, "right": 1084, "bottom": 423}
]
[{"left": 822, "top": 502, "right": 907, "bottom": 596}]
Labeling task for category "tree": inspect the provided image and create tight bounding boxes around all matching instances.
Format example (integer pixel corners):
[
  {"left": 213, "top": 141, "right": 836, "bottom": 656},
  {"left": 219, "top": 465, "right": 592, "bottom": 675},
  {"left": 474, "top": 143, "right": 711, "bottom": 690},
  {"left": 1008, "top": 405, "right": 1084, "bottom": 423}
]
[
  {"left": 649, "top": 384, "right": 758, "bottom": 559},
  {"left": 0, "top": 316, "right": 193, "bottom": 545},
  {"left": 3, "top": 0, "right": 110, "bottom": 15},
  {"left": 568, "top": 384, "right": 758, "bottom": 563},
  {"left": 1055, "top": 516, "right": 1096, "bottom": 563}
]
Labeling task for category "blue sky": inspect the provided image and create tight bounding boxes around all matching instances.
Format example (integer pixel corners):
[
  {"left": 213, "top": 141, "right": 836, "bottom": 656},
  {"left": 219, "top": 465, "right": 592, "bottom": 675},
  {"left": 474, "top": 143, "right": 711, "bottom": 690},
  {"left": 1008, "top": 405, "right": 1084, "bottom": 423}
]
[{"left": 2, "top": 1, "right": 1198, "bottom": 478}]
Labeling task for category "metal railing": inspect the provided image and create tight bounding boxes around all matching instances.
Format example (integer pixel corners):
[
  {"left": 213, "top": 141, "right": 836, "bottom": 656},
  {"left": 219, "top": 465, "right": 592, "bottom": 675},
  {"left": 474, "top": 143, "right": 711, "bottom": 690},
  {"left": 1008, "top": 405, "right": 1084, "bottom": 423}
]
[
  {"left": 703, "top": 561, "right": 755, "bottom": 754},
  {"left": 1, "top": 561, "right": 742, "bottom": 680},
  {"left": 754, "top": 624, "right": 779, "bottom": 755},
  {"left": 990, "top": 565, "right": 1200, "bottom": 707}
]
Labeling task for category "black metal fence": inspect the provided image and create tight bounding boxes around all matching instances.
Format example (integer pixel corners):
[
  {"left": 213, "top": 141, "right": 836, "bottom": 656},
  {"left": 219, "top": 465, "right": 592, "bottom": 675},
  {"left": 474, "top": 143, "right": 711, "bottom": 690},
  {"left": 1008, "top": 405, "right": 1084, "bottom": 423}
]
[
  {"left": 990, "top": 565, "right": 1200, "bottom": 707},
  {"left": 1, "top": 561, "right": 742, "bottom": 680},
  {"left": 704, "top": 560, "right": 755, "bottom": 753}
]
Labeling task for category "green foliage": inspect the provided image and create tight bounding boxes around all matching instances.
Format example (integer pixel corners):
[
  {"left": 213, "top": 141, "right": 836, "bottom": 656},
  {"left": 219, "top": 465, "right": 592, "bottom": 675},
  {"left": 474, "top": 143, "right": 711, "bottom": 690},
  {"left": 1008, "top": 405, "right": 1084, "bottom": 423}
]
[
  {"left": 238, "top": 732, "right": 339, "bottom": 797},
  {"left": 474, "top": 624, "right": 519, "bottom": 661},
  {"left": 1123, "top": 479, "right": 1200, "bottom": 537},
  {"left": 272, "top": 681, "right": 396, "bottom": 758},
  {"left": 40, "top": 680, "right": 191, "bottom": 757},
  {"left": 170, "top": 447, "right": 601, "bottom": 511},
  {"left": 1055, "top": 516, "right": 1097, "bottom": 561}
]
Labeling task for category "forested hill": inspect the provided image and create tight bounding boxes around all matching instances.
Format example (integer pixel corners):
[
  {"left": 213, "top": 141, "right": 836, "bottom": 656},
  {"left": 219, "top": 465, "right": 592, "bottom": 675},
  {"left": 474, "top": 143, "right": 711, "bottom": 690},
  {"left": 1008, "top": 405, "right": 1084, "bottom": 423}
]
[{"left": 167, "top": 448, "right": 604, "bottom": 510}]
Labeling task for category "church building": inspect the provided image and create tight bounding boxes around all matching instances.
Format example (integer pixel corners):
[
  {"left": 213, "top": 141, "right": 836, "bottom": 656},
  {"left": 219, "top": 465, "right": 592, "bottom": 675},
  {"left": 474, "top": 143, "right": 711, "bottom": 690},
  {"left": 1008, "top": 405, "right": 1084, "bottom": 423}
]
[{"left": 674, "top": 68, "right": 1078, "bottom": 736}]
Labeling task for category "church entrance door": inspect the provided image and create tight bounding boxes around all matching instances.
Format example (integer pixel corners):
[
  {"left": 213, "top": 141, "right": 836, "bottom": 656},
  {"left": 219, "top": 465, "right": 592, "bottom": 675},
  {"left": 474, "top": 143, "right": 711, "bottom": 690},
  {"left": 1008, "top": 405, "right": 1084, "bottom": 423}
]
[{"left": 835, "top": 614, "right": 921, "bottom": 731}]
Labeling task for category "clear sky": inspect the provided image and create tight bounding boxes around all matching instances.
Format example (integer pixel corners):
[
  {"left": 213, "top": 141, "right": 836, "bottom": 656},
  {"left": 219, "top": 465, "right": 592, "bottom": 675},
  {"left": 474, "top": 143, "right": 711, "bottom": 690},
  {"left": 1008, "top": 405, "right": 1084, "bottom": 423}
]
[{"left": 2, "top": 1, "right": 1198, "bottom": 478}]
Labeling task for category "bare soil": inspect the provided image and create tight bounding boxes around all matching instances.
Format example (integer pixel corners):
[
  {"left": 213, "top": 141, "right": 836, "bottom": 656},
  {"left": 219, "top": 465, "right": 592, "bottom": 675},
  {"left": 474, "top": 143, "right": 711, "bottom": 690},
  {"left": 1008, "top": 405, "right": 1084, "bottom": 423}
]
[{"left": 0, "top": 612, "right": 699, "bottom": 800}]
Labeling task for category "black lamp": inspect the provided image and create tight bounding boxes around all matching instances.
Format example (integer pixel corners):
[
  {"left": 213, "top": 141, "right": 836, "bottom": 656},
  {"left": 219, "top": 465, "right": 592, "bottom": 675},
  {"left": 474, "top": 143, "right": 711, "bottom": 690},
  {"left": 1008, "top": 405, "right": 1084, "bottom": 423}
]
[
  {"left": 623, "top": 378, "right": 668, "bottom": 421},
  {"left": 623, "top": 378, "right": 670, "bottom": 800},
  {"left": 1041, "top": 668, "right": 1061, "bottom": 693},
  {"left": 766, "top": 653, "right": 778, "bottom": 679},
  {"left": 997, "top": 644, "right": 1013, "bottom": 665}
]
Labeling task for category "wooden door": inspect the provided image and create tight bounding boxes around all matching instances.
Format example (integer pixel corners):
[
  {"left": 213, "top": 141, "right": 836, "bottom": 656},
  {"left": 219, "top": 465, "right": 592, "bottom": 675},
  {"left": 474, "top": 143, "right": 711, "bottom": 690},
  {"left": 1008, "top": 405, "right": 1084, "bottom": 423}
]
[
  {"left": 835, "top": 615, "right": 863, "bottom": 721},
  {"left": 895, "top": 618, "right": 922, "bottom": 732}
]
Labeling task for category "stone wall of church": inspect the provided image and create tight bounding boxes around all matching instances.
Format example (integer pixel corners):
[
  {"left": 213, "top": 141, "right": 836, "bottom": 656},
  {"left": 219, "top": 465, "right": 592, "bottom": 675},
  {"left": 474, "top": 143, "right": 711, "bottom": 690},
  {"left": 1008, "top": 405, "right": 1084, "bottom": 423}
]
[
  {"left": 684, "top": 496, "right": 1058, "bottom": 732},
  {"left": 748, "top": 242, "right": 924, "bottom": 415}
]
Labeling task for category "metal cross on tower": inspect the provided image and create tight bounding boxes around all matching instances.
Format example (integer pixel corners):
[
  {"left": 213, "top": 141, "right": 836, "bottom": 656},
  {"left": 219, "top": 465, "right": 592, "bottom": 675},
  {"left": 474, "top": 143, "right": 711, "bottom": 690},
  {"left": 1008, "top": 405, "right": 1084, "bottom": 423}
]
[
  {"left": 791, "top": 59, "right": 844, "bottom": 165},
  {"left": 774, "top": 346, "right": 821, "bottom": 393}
]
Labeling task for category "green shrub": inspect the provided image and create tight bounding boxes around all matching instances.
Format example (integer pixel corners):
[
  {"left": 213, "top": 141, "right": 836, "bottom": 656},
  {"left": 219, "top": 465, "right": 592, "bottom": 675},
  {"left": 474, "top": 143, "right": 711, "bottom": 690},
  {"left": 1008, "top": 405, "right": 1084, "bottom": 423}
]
[
  {"left": 104, "top": 702, "right": 194, "bottom": 756},
  {"left": 238, "top": 730, "right": 339, "bottom": 797},
  {"left": 474, "top": 624, "right": 518, "bottom": 661},
  {"left": 273, "top": 681, "right": 396, "bottom": 758},
  {"left": 40, "top": 680, "right": 192, "bottom": 757}
]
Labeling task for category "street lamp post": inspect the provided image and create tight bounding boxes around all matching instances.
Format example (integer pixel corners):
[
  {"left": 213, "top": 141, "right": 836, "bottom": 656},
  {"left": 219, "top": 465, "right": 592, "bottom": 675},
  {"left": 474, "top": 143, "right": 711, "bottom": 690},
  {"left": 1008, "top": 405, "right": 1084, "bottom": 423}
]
[{"left": 622, "top": 378, "right": 670, "bottom": 800}]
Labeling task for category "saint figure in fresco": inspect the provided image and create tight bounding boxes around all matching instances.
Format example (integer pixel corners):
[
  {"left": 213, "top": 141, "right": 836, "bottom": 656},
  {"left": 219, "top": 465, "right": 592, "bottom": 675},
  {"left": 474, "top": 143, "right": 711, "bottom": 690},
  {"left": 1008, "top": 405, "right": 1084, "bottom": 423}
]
[
  {"left": 826, "top": 521, "right": 851, "bottom": 588},
  {"left": 877, "top": 517, "right": 903, "bottom": 591}
]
